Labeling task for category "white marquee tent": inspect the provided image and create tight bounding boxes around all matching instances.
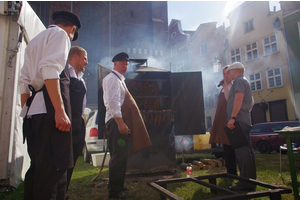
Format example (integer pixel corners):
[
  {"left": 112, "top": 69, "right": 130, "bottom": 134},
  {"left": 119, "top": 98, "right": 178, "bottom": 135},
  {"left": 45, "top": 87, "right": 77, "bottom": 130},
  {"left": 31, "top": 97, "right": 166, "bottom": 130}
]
[{"left": 0, "top": 1, "right": 45, "bottom": 187}]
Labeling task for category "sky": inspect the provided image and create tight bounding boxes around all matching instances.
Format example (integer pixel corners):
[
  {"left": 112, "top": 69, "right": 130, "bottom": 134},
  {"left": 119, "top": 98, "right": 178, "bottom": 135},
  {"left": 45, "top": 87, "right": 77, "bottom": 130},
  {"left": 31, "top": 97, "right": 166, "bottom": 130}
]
[{"left": 167, "top": 1, "right": 281, "bottom": 30}]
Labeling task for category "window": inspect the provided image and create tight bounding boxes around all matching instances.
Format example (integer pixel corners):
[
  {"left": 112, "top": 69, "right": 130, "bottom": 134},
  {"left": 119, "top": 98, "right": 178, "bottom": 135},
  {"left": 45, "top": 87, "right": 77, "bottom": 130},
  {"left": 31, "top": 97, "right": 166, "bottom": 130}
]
[
  {"left": 130, "top": 10, "right": 134, "bottom": 18},
  {"left": 264, "top": 35, "right": 278, "bottom": 56},
  {"left": 176, "top": 61, "right": 184, "bottom": 72},
  {"left": 214, "top": 89, "right": 219, "bottom": 107},
  {"left": 204, "top": 93, "right": 212, "bottom": 108},
  {"left": 249, "top": 73, "right": 262, "bottom": 91},
  {"left": 206, "top": 116, "right": 212, "bottom": 130},
  {"left": 230, "top": 48, "right": 241, "bottom": 63},
  {"left": 244, "top": 19, "right": 254, "bottom": 33},
  {"left": 298, "top": 21, "right": 300, "bottom": 41},
  {"left": 267, "top": 68, "right": 282, "bottom": 88},
  {"left": 127, "top": 48, "right": 131, "bottom": 53},
  {"left": 155, "top": 50, "right": 158, "bottom": 56},
  {"left": 29, "top": 2, "right": 50, "bottom": 27},
  {"left": 171, "top": 31, "right": 176, "bottom": 39},
  {"left": 149, "top": 49, "right": 153, "bottom": 55},
  {"left": 245, "top": 42, "right": 258, "bottom": 61},
  {"left": 200, "top": 42, "right": 207, "bottom": 56},
  {"left": 171, "top": 46, "right": 177, "bottom": 57},
  {"left": 250, "top": 124, "right": 269, "bottom": 133},
  {"left": 290, "top": 122, "right": 300, "bottom": 127},
  {"left": 133, "top": 48, "right": 136, "bottom": 54},
  {"left": 144, "top": 49, "right": 147, "bottom": 55},
  {"left": 138, "top": 48, "right": 142, "bottom": 54},
  {"left": 270, "top": 123, "right": 288, "bottom": 132}
]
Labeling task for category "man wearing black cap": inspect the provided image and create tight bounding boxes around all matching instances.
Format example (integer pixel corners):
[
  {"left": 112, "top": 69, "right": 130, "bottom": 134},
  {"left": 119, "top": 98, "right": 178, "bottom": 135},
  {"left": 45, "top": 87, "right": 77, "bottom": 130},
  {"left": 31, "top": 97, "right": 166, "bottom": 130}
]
[
  {"left": 18, "top": 11, "right": 81, "bottom": 200},
  {"left": 102, "top": 52, "right": 151, "bottom": 199}
]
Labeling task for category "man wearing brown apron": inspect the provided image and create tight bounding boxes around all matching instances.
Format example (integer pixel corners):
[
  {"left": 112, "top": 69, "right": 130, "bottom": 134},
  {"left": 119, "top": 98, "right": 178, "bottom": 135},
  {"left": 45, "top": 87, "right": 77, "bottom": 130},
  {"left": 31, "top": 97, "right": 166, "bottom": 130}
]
[
  {"left": 209, "top": 65, "right": 237, "bottom": 175},
  {"left": 102, "top": 52, "right": 151, "bottom": 199},
  {"left": 18, "top": 11, "right": 81, "bottom": 200}
]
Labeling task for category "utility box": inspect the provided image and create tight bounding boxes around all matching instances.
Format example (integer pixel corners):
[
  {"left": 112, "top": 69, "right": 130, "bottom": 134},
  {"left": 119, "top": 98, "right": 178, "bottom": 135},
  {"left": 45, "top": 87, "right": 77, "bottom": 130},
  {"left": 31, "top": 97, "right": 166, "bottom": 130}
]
[
  {"left": 92, "top": 152, "right": 110, "bottom": 167},
  {"left": 193, "top": 132, "right": 211, "bottom": 150}
]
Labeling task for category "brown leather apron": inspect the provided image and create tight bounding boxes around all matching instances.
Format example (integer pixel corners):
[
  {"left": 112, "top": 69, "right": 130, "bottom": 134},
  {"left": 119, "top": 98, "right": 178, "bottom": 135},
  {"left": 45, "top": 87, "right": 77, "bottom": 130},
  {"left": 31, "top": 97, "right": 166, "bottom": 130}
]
[
  {"left": 109, "top": 71, "right": 151, "bottom": 152},
  {"left": 209, "top": 89, "right": 231, "bottom": 145},
  {"left": 121, "top": 88, "right": 152, "bottom": 152}
]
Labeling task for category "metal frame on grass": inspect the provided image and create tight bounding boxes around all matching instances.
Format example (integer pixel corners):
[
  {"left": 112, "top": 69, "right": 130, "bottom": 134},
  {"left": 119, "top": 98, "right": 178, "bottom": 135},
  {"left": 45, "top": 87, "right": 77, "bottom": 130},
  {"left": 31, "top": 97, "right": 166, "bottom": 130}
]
[{"left": 147, "top": 173, "right": 292, "bottom": 200}]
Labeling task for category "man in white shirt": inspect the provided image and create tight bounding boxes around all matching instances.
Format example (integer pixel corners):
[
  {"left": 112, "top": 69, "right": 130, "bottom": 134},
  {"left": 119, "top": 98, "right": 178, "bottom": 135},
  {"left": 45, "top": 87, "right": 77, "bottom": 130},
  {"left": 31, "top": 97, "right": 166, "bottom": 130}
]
[
  {"left": 18, "top": 11, "right": 81, "bottom": 200},
  {"left": 102, "top": 52, "right": 151, "bottom": 199},
  {"left": 103, "top": 52, "right": 132, "bottom": 199}
]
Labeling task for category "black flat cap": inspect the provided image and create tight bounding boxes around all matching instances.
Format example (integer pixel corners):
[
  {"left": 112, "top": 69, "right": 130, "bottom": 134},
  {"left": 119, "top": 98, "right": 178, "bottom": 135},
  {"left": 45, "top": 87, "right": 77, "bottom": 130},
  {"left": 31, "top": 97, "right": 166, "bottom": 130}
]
[
  {"left": 112, "top": 52, "right": 129, "bottom": 62},
  {"left": 52, "top": 11, "right": 81, "bottom": 41}
]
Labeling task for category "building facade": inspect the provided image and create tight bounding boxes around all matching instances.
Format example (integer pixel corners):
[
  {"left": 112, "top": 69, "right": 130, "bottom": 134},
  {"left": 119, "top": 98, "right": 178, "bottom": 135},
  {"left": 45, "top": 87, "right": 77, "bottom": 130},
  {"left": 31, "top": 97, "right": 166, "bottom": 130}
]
[
  {"left": 29, "top": 1, "right": 168, "bottom": 107},
  {"left": 226, "top": 1, "right": 296, "bottom": 124},
  {"left": 164, "top": 19, "right": 193, "bottom": 72},
  {"left": 165, "top": 1, "right": 298, "bottom": 131},
  {"left": 282, "top": 1, "right": 300, "bottom": 121},
  {"left": 164, "top": 20, "right": 228, "bottom": 130},
  {"left": 188, "top": 22, "right": 226, "bottom": 130}
]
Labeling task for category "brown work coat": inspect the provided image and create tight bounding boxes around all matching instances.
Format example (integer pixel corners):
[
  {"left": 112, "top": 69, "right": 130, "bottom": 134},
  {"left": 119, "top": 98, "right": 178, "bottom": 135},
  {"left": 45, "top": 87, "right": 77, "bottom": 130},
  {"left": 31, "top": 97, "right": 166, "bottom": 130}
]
[
  {"left": 121, "top": 88, "right": 152, "bottom": 152},
  {"left": 209, "top": 89, "right": 231, "bottom": 145}
]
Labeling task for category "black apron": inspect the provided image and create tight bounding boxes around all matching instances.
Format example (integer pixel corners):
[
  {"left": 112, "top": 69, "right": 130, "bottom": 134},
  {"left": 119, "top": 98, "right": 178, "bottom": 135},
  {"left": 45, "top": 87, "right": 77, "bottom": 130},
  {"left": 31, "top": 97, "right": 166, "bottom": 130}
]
[
  {"left": 41, "top": 65, "right": 73, "bottom": 170},
  {"left": 69, "top": 77, "right": 86, "bottom": 145}
]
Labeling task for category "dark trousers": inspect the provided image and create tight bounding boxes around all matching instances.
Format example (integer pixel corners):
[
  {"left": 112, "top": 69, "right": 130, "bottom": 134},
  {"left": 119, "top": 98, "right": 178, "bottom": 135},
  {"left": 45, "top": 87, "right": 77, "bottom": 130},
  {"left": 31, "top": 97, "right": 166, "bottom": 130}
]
[
  {"left": 223, "top": 144, "right": 237, "bottom": 175},
  {"left": 107, "top": 120, "right": 129, "bottom": 194},
  {"left": 234, "top": 122, "right": 257, "bottom": 188},
  {"left": 235, "top": 144, "right": 256, "bottom": 179},
  {"left": 57, "top": 129, "right": 85, "bottom": 196},
  {"left": 66, "top": 130, "right": 85, "bottom": 190},
  {"left": 23, "top": 114, "right": 67, "bottom": 200}
]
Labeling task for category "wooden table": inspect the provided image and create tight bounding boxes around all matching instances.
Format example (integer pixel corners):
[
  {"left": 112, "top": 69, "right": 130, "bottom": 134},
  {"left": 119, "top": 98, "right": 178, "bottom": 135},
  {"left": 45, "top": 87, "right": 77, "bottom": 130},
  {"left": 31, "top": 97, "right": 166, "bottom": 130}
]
[{"left": 276, "top": 129, "right": 300, "bottom": 199}]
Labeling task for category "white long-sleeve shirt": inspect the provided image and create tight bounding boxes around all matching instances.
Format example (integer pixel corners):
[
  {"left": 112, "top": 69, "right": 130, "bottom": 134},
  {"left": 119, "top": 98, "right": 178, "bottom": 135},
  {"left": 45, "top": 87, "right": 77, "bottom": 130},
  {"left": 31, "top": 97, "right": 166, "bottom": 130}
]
[
  {"left": 19, "top": 25, "right": 70, "bottom": 117},
  {"left": 68, "top": 64, "right": 87, "bottom": 118},
  {"left": 102, "top": 70, "right": 126, "bottom": 123}
]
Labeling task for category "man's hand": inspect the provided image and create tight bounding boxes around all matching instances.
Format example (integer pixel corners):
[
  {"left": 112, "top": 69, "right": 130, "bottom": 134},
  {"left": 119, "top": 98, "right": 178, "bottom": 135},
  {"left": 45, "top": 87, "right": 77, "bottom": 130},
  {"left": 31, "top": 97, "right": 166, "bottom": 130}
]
[
  {"left": 227, "top": 118, "right": 236, "bottom": 130},
  {"left": 55, "top": 109, "right": 71, "bottom": 131},
  {"left": 21, "top": 93, "right": 31, "bottom": 107},
  {"left": 115, "top": 118, "right": 131, "bottom": 135},
  {"left": 45, "top": 78, "right": 71, "bottom": 132}
]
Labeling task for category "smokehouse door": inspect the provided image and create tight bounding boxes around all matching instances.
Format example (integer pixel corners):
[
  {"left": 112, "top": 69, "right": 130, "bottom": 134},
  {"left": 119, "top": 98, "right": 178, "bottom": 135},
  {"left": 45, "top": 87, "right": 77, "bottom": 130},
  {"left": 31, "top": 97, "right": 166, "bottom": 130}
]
[{"left": 171, "top": 72, "right": 206, "bottom": 136}]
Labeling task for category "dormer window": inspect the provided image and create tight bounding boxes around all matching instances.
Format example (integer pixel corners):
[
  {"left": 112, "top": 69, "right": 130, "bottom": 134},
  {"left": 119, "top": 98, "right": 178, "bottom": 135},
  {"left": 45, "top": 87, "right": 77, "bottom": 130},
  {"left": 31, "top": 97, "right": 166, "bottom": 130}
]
[{"left": 244, "top": 19, "right": 254, "bottom": 33}]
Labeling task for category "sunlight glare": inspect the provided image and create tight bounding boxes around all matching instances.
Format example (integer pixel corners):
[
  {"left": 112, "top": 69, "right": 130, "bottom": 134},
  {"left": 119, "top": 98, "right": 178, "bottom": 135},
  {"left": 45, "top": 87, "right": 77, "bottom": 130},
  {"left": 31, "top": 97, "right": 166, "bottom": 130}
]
[{"left": 223, "top": 1, "right": 235, "bottom": 17}]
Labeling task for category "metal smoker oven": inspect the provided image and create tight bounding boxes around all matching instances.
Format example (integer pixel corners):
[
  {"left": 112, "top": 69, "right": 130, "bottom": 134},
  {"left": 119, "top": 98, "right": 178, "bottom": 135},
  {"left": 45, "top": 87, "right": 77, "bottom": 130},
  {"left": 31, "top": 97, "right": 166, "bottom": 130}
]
[{"left": 98, "top": 59, "right": 206, "bottom": 174}]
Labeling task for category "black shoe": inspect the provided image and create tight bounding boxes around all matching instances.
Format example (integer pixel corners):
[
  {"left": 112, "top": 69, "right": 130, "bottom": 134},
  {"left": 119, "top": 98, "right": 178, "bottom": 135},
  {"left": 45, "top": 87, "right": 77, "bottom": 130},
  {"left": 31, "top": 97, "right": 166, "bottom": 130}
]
[
  {"left": 108, "top": 191, "right": 132, "bottom": 199},
  {"left": 123, "top": 186, "right": 128, "bottom": 191},
  {"left": 229, "top": 185, "right": 255, "bottom": 192}
]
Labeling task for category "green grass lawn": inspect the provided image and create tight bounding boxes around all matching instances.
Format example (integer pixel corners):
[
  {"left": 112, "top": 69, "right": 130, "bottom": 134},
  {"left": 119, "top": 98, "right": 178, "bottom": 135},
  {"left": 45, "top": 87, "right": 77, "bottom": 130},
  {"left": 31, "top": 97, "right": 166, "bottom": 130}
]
[{"left": 0, "top": 152, "right": 298, "bottom": 200}]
